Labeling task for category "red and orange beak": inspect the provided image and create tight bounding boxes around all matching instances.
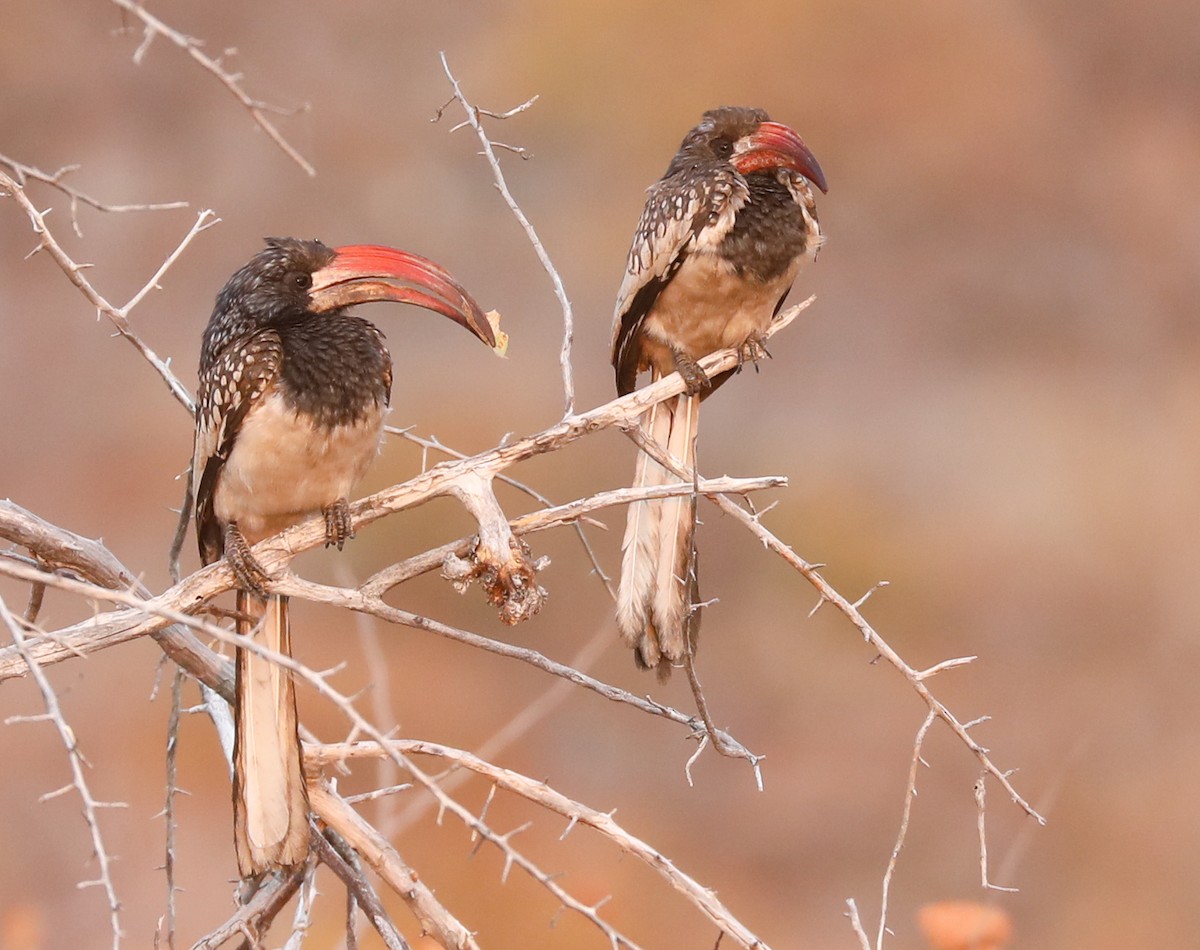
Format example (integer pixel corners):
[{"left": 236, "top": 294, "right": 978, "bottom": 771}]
[
  {"left": 309, "top": 244, "right": 497, "bottom": 348},
  {"left": 733, "top": 121, "right": 828, "bottom": 194}
]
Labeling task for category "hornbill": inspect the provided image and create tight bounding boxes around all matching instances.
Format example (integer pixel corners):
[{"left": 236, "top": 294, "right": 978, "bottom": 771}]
[
  {"left": 193, "top": 237, "right": 496, "bottom": 876},
  {"left": 611, "top": 106, "right": 827, "bottom": 679}
]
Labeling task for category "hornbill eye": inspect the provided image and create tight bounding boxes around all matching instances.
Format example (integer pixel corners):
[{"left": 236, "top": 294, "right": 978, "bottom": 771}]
[
  {"left": 712, "top": 138, "right": 734, "bottom": 159},
  {"left": 293, "top": 272, "right": 312, "bottom": 290}
]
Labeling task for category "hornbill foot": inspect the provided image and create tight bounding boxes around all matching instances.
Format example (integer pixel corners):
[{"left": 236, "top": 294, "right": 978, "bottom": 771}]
[
  {"left": 323, "top": 498, "right": 354, "bottom": 550},
  {"left": 673, "top": 349, "right": 712, "bottom": 396},
  {"left": 736, "top": 335, "right": 772, "bottom": 374},
  {"left": 224, "top": 523, "right": 270, "bottom": 594}
]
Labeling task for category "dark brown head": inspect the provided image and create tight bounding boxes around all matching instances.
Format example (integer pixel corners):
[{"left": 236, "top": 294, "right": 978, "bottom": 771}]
[
  {"left": 201, "top": 237, "right": 495, "bottom": 372},
  {"left": 666, "top": 106, "right": 827, "bottom": 194}
]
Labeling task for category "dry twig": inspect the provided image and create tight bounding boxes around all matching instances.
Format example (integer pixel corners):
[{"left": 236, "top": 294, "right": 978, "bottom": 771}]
[
  {"left": 110, "top": 0, "right": 316, "bottom": 176},
  {"left": 0, "top": 596, "right": 125, "bottom": 950},
  {"left": 0, "top": 168, "right": 209, "bottom": 412},
  {"left": 622, "top": 411, "right": 1045, "bottom": 825},
  {"left": 436, "top": 52, "right": 576, "bottom": 416},
  {"left": 188, "top": 864, "right": 307, "bottom": 950},
  {"left": 871, "top": 710, "right": 938, "bottom": 950},
  {"left": 0, "top": 151, "right": 186, "bottom": 236},
  {"left": 312, "top": 739, "right": 769, "bottom": 950}
]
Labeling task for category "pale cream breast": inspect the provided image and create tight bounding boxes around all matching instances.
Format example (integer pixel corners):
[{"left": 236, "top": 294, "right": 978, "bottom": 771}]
[
  {"left": 638, "top": 249, "right": 802, "bottom": 374},
  {"left": 213, "top": 390, "right": 386, "bottom": 544}
]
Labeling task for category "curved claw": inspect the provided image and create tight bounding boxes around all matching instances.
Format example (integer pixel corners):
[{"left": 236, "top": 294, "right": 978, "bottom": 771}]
[
  {"left": 224, "top": 523, "right": 271, "bottom": 595},
  {"left": 323, "top": 499, "right": 355, "bottom": 551}
]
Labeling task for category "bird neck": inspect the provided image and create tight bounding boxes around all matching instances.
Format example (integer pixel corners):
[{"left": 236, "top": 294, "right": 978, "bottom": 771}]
[
  {"left": 721, "top": 172, "right": 815, "bottom": 282},
  {"left": 276, "top": 314, "right": 393, "bottom": 427}
]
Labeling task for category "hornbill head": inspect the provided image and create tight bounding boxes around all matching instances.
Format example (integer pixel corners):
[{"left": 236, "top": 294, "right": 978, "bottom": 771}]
[
  {"left": 203, "top": 237, "right": 498, "bottom": 369},
  {"left": 670, "top": 105, "right": 828, "bottom": 194}
]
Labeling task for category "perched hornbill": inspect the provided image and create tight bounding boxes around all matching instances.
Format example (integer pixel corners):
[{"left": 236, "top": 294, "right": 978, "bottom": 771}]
[
  {"left": 611, "top": 106, "right": 827, "bottom": 679},
  {"left": 193, "top": 237, "right": 496, "bottom": 876}
]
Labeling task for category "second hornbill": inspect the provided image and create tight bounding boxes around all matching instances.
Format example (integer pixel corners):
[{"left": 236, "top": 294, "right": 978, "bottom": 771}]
[
  {"left": 611, "top": 106, "right": 827, "bottom": 679},
  {"left": 193, "top": 237, "right": 496, "bottom": 876}
]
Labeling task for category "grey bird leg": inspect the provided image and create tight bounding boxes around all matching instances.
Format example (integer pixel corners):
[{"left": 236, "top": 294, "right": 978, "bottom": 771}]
[
  {"left": 224, "top": 522, "right": 271, "bottom": 595},
  {"left": 322, "top": 497, "right": 354, "bottom": 550},
  {"left": 736, "top": 334, "right": 772, "bottom": 374},
  {"left": 672, "top": 348, "right": 712, "bottom": 396}
]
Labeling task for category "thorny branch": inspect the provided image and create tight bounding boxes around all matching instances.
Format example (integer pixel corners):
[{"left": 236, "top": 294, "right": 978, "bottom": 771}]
[
  {"left": 0, "top": 508, "right": 768, "bottom": 946},
  {"left": 0, "top": 597, "right": 125, "bottom": 950},
  {"left": 309, "top": 831, "right": 408, "bottom": 950},
  {"left": 110, "top": 0, "right": 317, "bottom": 177},
  {"left": 0, "top": 373, "right": 793, "bottom": 679},
  {"left": 436, "top": 52, "right": 577, "bottom": 417},
  {"left": 389, "top": 425, "right": 615, "bottom": 592},
  {"left": 188, "top": 864, "right": 307, "bottom": 950},
  {"left": 868, "top": 710, "right": 938, "bottom": 950},
  {"left": 622, "top": 410, "right": 1046, "bottom": 826},
  {"left": 0, "top": 167, "right": 209, "bottom": 412},
  {"left": 310, "top": 783, "right": 480, "bottom": 950},
  {"left": 0, "top": 558, "right": 498, "bottom": 948},
  {"left": 975, "top": 774, "right": 1019, "bottom": 894},
  {"left": 721, "top": 492, "right": 1045, "bottom": 824},
  {"left": 312, "top": 739, "right": 767, "bottom": 950},
  {"left": 353, "top": 746, "right": 653, "bottom": 950},
  {"left": 0, "top": 496, "right": 761, "bottom": 760},
  {"left": 0, "top": 152, "right": 186, "bottom": 236}
]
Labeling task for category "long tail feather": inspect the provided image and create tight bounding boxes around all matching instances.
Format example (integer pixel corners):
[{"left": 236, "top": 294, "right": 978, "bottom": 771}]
[
  {"left": 616, "top": 397, "right": 670, "bottom": 659},
  {"left": 651, "top": 393, "right": 699, "bottom": 662},
  {"left": 233, "top": 591, "right": 309, "bottom": 876},
  {"left": 615, "top": 388, "right": 701, "bottom": 677}
]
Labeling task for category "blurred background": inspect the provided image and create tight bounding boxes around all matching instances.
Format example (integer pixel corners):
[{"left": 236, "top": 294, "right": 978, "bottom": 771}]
[{"left": 2, "top": 1, "right": 1198, "bottom": 947}]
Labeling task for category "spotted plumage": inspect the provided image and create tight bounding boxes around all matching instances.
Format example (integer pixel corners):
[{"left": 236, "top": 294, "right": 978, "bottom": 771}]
[
  {"left": 612, "top": 106, "right": 827, "bottom": 679},
  {"left": 194, "top": 238, "right": 393, "bottom": 570},
  {"left": 194, "top": 331, "right": 285, "bottom": 566},
  {"left": 192, "top": 236, "right": 494, "bottom": 878}
]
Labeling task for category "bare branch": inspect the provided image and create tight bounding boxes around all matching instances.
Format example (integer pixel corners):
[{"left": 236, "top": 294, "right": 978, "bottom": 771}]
[
  {"left": 0, "top": 463, "right": 780, "bottom": 684},
  {"left": 682, "top": 644, "right": 764, "bottom": 784},
  {"left": 310, "top": 831, "right": 409, "bottom": 950},
  {"left": 712, "top": 491, "right": 1043, "bottom": 823},
  {"left": 188, "top": 864, "right": 307, "bottom": 949},
  {"left": 122, "top": 214, "right": 216, "bottom": 314},
  {"left": 444, "top": 470, "right": 547, "bottom": 624},
  {"left": 310, "top": 782, "right": 480, "bottom": 950},
  {"left": 1, "top": 555, "right": 638, "bottom": 944},
  {"left": 623, "top": 421, "right": 1045, "bottom": 825},
  {"left": 282, "top": 861, "right": 319, "bottom": 950},
  {"left": 915, "top": 655, "right": 977, "bottom": 680},
  {"left": 437, "top": 52, "right": 576, "bottom": 416},
  {"left": 845, "top": 899, "right": 871, "bottom": 950},
  {"left": 975, "top": 776, "right": 1019, "bottom": 893},
  {"left": 0, "top": 547, "right": 757, "bottom": 769},
  {"left": 0, "top": 499, "right": 233, "bottom": 696},
  {"left": 0, "top": 596, "right": 124, "bottom": 950},
  {"left": 110, "top": 0, "right": 316, "bottom": 176},
  {"left": 0, "top": 152, "right": 186, "bottom": 237},
  {"left": 0, "top": 543, "right": 766, "bottom": 948},
  {"left": 874, "top": 710, "right": 937, "bottom": 950},
  {"left": 284, "top": 575, "right": 761, "bottom": 761},
  {"left": 363, "top": 470, "right": 780, "bottom": 597},
  {"left": 0, "top": 169, "right": 207, "bottom": 412},
  {"left": 378, "top": 749, "right": 646, "bottom": 950},
  {"left": 311, "top": 739, "right": 772, "bottom": 950},
  {"left": 388, "top": 426, "right": 616, "bottom": 595}
]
